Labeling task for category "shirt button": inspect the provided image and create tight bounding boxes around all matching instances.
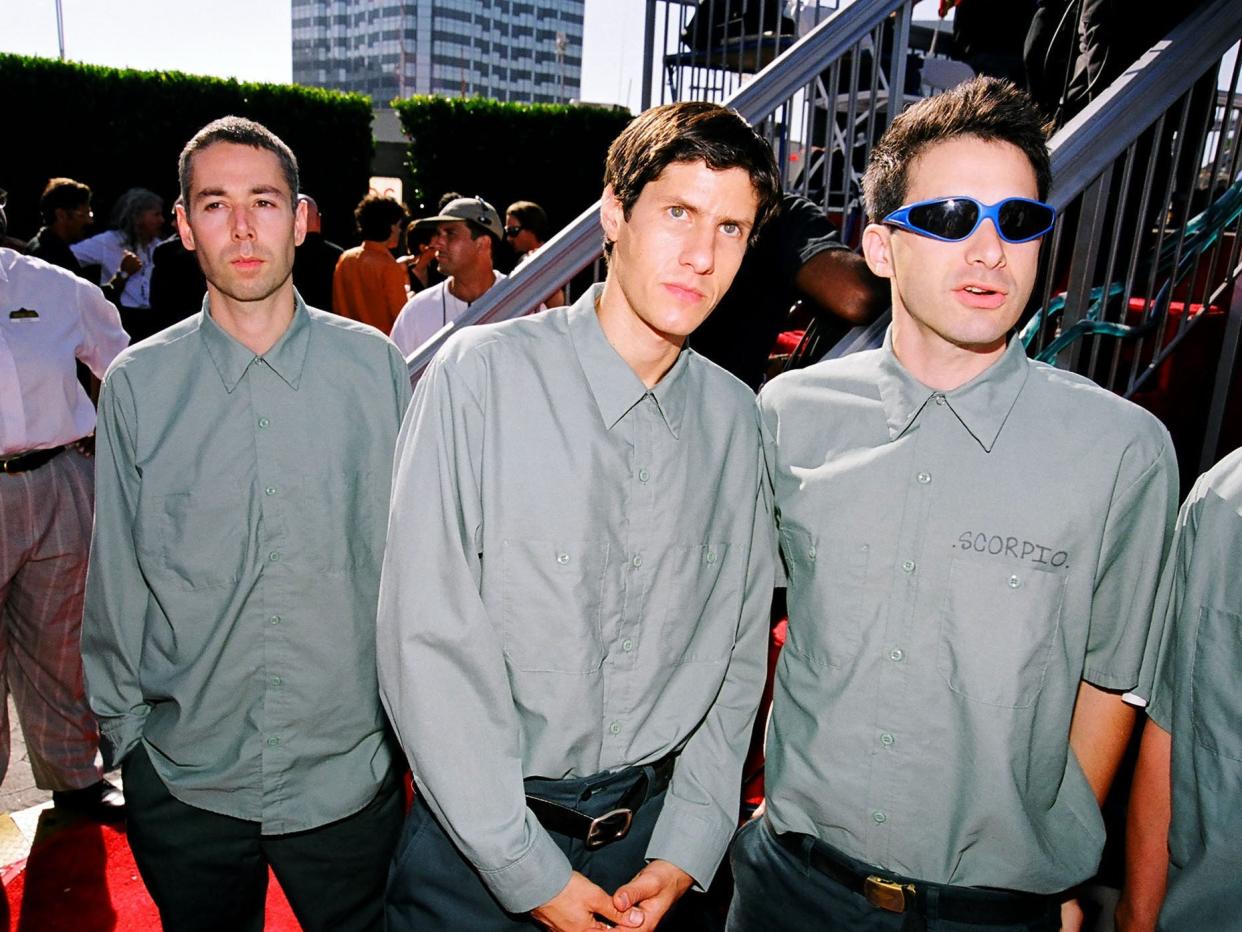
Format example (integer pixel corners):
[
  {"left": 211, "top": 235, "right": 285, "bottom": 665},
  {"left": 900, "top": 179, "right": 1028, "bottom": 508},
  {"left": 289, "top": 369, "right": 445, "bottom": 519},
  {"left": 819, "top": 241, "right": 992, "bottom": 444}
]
[
  {"left": 872, "top": 810, "right": 887, "bottom": 824},
  {"left": 934, "top": 394, "right": 947, "bottom": 406},
  {"left": 267, "top": 736, "right": 280, "bottom": 747},
  {"left": 889, "top": 648, "right": 904, "bottom": 662},
  {"left": 631, "top": 554, "right": 643, "bottom": 569},
  {"left": 258, "top": 416, "right": 270, "bottom": 429},
  {"left": 269, "top": 615, "right": 281, "bottom": 625},
  {"left": 638, "top": 468, "right": 650, "bottom": 483},
  {"left": 1008, "top": 575, "right": 1022, "bottom": 589},
  {"left": 917, "top": 471, "right": 931, "bottom": 484},
  {"left": 265, "top": 485, "right": 277, "bottom": 496},
  {"left": 268, "top": 551, "right": 281, "bottom": 562},
  {"left": 901, "top": 560, "right": 916, "bottom": 574},
  {"left": 556, "top": 552, "right": 570, "bottom": 565},
  {"left": 609, "top": 721, "right": 621, "bottom": 735},
  {"left": 622, "top": 638, "right": 634, "bottom": 652},
  {"left": 705, "top": 549, "right": 717, "bottom": 564},
  {"left": 270, "top": 676, "right": 282, "bottom": 686},
  {"left": 880, "top": 733, "right": 895, "bottom": 747},
  {"left": 808, "top": 546, "right": 817, "bottom": 560}
]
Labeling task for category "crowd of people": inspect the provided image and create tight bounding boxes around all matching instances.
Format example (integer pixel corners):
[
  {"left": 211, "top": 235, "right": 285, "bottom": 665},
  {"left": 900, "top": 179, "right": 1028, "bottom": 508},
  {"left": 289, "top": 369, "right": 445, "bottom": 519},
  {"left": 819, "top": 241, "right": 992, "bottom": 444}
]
[{"left": 0, "top": 71, "right": 1237, "bottom": 932}]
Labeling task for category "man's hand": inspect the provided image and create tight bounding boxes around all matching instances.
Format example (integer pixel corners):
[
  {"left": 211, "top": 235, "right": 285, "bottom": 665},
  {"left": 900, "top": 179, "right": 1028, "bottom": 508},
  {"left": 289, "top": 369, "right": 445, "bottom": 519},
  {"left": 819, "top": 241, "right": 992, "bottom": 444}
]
[
  {"left": 1061, "top": 896, "right": 1085, "bottom": 932},
  {"left": 119, "top": 250, "right": 143, "bottom": 276},
  {"left": 611, "top": 860, "right": 694, "bottom": 931},
  {"left": 531, "top": 871, "right": 635, "bottom": 932}
]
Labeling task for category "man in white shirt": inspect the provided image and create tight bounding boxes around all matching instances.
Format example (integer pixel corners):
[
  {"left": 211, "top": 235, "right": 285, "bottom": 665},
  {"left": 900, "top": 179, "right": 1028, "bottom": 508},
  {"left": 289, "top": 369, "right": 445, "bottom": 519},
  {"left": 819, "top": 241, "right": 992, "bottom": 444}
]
[
  {"left": 389, "top": 196, "right": 506, "bottom": 356},
  {"left": 0, "top": 189, "right": 130, "bottom": 821}
]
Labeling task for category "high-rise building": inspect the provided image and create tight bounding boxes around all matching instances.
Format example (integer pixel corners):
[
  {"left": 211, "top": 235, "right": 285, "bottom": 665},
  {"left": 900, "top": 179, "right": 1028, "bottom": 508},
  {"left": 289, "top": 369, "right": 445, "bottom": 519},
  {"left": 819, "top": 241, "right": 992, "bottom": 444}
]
[{"left": 291, "top": 0, "right": 585, "bottom": 105}]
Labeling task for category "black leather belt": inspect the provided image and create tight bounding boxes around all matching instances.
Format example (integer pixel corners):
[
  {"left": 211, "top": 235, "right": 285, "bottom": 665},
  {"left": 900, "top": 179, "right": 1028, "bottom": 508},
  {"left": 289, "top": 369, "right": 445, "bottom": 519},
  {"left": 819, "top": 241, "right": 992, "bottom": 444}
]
[
  {"left": 773, "top": 828, "right": 1055, "bottom": 924},
  {"left": 525, "top": 755, "right": 676, "bottom": 850},
  {"left": 0, "top": 445, "right": 65, "bottom": 475}
]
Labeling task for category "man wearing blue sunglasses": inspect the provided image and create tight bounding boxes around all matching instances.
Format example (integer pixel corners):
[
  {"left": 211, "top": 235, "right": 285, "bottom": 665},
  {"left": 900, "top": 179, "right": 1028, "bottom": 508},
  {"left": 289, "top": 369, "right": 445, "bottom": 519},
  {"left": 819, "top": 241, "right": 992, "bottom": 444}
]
[{"left": 728, "top": 77, "right": 1178, "bottom": 931}]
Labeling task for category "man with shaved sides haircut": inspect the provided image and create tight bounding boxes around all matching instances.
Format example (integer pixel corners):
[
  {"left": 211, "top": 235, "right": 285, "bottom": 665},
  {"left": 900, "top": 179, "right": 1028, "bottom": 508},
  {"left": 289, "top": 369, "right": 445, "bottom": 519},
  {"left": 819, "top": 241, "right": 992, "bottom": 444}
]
[
  {"left": 82, "top": 116, "right": 411, "bottom": 932},
  {"left": 379, "top": 101, "right": 781, "bottom": 931}
]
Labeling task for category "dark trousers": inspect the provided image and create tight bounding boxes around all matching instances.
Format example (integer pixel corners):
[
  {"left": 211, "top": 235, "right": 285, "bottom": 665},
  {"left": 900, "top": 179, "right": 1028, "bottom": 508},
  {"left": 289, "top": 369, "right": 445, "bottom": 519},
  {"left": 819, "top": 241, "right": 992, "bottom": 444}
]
[
  {"left": 726, "top": 818, "right": 1060, "bottom": 932},
  {"left": 386, "top": 763, "right": 670, "bottom": 931},
  {"left": 123, "top": 743, "right": 401, "bottom": 932}
]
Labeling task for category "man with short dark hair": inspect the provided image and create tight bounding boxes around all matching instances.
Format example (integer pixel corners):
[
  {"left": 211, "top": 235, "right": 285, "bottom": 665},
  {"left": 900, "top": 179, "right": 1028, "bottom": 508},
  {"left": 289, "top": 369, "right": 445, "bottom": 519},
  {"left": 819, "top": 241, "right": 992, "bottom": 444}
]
[
  {"left": 379, "top": 101, "right": 782, "bottom": 932},
  {"left": 727, "top": 77, "right": 1178, "bottom": 931},
  {"left": 389, "top": 195, "right": 506, "bottom": 356},
  {"left": 505, "top": 199, "right": 566, "bottom": 308},
  {"left": 82, "top": 116, "right": 410, "bottom": 932},
  {"left": 332, "top": 193, "right": 408, "bottom": 333},
  {"left": 28, "top": 177, "right": 140, "bottom": 301}
]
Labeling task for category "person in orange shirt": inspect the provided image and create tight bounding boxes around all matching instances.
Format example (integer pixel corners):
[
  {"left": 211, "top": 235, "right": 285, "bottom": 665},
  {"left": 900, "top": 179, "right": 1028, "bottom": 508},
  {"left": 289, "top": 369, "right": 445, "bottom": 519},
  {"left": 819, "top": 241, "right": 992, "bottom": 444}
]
[{"left": 333, "top": 194, "right": 408, "bottom": 334}]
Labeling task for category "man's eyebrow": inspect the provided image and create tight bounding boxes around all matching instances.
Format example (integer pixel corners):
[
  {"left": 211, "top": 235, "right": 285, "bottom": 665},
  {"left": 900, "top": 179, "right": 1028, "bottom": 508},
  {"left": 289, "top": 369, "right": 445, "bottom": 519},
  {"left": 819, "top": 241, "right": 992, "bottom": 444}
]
[{"left": 193, "top": 185, "right": 288, "bottom": 200}]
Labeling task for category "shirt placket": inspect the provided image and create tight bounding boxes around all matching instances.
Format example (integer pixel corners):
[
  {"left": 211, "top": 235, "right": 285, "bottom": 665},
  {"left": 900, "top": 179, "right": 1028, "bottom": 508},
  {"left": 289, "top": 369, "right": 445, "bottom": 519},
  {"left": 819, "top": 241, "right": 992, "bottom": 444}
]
[
  {"left": 606, "top": 393, "right": 660, "bottom": 756},
  {"left": 866, "top": 397, "right": 942, "bottom": 863},
  {"left": 248, "top": 359, "right": 293, "bottom": 822}
]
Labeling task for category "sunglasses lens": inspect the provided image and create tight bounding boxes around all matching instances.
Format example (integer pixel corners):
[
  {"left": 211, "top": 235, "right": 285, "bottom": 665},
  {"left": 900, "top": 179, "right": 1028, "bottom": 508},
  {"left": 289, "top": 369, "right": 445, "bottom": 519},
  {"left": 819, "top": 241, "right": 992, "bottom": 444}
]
[
  {"left": 908, "top": 198, "right": 979, "bottom": 240},
  {"left": 998, "top": 200, "right": 1055, "bottom": 241}
]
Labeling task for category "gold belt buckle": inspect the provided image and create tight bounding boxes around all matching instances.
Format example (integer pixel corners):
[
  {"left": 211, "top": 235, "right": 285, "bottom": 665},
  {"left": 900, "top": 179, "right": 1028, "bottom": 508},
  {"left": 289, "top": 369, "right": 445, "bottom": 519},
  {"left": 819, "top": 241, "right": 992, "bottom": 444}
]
[{"left": 863, "top": 875, "right": 914, "bottom": 913}]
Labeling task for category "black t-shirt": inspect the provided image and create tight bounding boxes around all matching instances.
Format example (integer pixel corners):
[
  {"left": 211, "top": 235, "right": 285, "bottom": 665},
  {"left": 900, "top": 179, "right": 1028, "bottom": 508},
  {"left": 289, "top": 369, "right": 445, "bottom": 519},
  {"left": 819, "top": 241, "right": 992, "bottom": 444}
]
[{"left": 689, "top": 193, "right": 845, "bottom": 391}]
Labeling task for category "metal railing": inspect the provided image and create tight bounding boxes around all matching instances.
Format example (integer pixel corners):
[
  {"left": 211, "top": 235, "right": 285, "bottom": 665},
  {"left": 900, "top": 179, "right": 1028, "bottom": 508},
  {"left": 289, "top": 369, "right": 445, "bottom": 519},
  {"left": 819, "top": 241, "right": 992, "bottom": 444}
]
[
  {"left": 405, "top": 0, "right": 935, "bottom": 380},
  {"left": 1020, "top": 0, "right": 1242, "bottom": 471}
]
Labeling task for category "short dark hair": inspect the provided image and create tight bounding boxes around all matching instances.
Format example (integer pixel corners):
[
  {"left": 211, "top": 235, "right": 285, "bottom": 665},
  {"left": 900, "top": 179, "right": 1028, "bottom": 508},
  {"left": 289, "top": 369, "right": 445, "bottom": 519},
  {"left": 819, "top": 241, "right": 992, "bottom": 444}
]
[
  {"left": 602, "top": 101, "right": 781, "bottom": 255},
  {"left": 506, "top": 200, "right": 549, "bottom": 241},
  {"left": 405, "top": 219, "right": 438, "bottom": 251},
  {"left": 355, "top": 194, "right": 407, "bottom": 241},
  {"left": 40, "top": 177, "right": 92, "bottom": 225},
  {"left": 863, "top": 77, "right": 1052, "bottom": 223},
  {"left": 179, "top": 116, "right": 299, "bottom": 208}
]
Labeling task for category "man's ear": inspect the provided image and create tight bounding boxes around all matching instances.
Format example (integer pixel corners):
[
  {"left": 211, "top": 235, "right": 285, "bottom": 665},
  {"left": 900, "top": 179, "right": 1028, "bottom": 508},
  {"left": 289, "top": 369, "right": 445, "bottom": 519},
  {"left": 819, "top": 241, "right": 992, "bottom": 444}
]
[
  {"left": 861, "top": 222, "right": 895, "bottom": 280},
  {"left": 599, "top": 185, "right": 623, "bottom": 246},
  {"left": 293, "top": 195, "right": 308, "bottom": 248},
  {"left": 176, "top": 203, "right": 196, "bottom": 252}
]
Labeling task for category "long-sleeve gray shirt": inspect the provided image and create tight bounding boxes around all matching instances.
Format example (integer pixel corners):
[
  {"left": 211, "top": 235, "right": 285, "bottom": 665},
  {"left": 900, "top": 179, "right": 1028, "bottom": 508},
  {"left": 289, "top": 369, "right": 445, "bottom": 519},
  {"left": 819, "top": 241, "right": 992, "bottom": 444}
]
[
  {"left": 377, "top": 285, "right": 773, "bottom": 913},
  {"left": 82, "top": 297, "right": 411, "bottom": 833}
]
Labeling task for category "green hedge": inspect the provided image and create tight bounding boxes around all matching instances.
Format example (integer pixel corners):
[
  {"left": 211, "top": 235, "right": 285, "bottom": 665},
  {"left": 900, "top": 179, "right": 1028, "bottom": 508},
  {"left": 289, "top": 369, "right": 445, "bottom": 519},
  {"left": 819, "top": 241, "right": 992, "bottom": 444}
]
[
  {"left": 1, "top": 54, "right": 373, "bottom": 244},
  {"left": 394, "top": 96, "right": 632, "bottom": 238}
]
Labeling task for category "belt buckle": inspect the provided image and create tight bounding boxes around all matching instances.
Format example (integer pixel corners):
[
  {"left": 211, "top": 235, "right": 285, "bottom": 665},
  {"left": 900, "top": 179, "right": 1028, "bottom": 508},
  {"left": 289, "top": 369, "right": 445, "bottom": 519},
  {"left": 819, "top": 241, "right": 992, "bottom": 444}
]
[
  {"left": 584, "top": 808, "right": 633, "bottom": 850},
  {"left": 863, "top": 876, "right": 914, "bottom": 913}
]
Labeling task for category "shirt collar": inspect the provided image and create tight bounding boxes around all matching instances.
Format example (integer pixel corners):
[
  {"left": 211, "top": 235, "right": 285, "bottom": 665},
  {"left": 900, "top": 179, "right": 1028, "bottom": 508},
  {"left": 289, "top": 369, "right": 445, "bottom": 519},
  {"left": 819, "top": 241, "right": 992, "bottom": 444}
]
[
  {"left": 567, "top": 284, "right": 687, "bottom": 438},
  {"left": 201, "top": 292, "right": 311, "bottom": 393},
  {"left": 877, "top": 328, "right": 1030, "bottom": 452}
]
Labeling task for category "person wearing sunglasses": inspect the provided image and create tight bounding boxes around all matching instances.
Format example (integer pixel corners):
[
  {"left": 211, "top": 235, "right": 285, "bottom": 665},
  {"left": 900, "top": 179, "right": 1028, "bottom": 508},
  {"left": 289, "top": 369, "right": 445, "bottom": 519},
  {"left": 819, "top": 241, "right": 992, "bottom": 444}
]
[
  {"left": 728, "top": 76, "right": 1177, "bottom": 932},
  {"left": 506, "top": 200, "right": 566, "bottom": 309}
]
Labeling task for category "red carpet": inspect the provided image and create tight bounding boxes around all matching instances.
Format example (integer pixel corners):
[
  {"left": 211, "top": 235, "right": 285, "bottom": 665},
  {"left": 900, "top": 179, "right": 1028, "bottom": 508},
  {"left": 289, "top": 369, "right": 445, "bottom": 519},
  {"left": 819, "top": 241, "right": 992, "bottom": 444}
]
[{"left": 1, "top": 814, "right": 300, "bottom": 931}]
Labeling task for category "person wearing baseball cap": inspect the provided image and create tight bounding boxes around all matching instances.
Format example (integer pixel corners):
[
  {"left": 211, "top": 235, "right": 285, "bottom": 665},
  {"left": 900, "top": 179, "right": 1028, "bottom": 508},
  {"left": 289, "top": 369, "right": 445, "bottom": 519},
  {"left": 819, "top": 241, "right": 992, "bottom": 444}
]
[{"left": 389, "top": 195, "right": 505, "bottom": 356}]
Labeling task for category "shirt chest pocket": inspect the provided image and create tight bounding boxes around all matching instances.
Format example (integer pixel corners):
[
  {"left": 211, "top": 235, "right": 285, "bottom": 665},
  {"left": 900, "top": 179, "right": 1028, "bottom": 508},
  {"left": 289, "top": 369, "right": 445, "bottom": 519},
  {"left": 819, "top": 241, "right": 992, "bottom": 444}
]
[
  {"left": 1191, "top": 606, "right": 1242, "bottom": 761},
  {"left": 780, "top": 524, "right": 870, "bottom": 668},
  {"left": 501, "top": 538, "right": 609, "bottom": 674},
  {"left": 146, "top": 489, "right": 247, "bottom": 591},
  {"left": 653, "top": 542, "right": 737, "bottom": 665},
  {"left": 937, "top": 555, "right": 1065, "bottom": 709}
]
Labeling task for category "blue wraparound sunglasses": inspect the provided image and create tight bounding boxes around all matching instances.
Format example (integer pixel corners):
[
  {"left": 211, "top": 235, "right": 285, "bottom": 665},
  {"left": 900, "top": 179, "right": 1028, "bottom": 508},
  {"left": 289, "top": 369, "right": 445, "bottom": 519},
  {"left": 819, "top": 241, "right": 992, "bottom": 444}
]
[{"left": 883, "top": 196, "right": 1056, "bottom": 244}]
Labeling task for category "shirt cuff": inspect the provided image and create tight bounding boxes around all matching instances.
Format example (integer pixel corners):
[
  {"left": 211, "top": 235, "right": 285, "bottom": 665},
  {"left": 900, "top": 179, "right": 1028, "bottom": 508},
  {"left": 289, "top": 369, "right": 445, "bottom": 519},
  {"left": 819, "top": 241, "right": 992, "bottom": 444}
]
[
  {"left": 478, "top": 815, "right": 573, "bottom": 914},
  {"left": 645, "top": 800, "right": 733, "bottom": 892},
  {"left": 97, "top": 713, "right": 147, "bottom": 770}
]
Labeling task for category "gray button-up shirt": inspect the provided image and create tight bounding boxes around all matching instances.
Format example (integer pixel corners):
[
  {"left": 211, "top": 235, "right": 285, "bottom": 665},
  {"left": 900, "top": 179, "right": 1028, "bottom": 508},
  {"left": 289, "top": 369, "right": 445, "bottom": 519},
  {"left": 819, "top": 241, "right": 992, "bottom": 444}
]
[
  {"left": 83, "top": 297, "right": 412, "bottom": 833},
  {"left": 377, "top": 285, "right": 772, "bottom": 913},
  {"left": 760, "top": 332, "right": 1177, "bottom": 892},
  {"left": 1145, "top": 448, "right": 1242, "bottom": 931}
]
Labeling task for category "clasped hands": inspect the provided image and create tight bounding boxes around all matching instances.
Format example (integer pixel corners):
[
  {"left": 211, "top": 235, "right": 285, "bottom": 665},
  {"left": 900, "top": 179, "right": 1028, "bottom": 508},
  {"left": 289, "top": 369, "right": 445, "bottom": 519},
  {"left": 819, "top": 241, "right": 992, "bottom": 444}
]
[{"left": 530, "top": 860, "right": 694, "bottom": 932}]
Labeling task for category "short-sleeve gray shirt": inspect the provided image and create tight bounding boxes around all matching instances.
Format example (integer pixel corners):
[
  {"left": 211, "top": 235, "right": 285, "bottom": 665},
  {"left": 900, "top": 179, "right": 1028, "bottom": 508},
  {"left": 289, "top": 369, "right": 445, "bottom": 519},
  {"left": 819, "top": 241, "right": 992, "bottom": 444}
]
[
  {"left": 1146, "top": 447, "right": 1242, "bottom": 931},
  {"left": 759, "top": 332, "right": 1177, "bottom": 892}
]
